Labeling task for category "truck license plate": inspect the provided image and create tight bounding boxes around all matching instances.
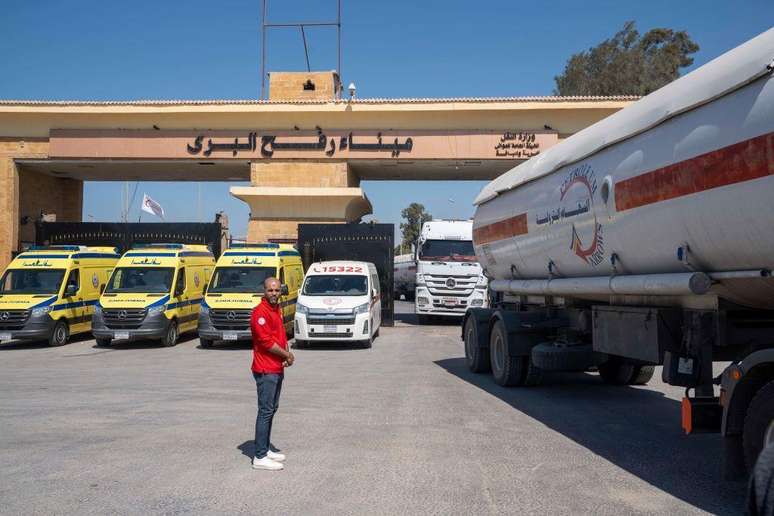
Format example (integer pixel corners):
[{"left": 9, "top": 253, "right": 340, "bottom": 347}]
[
  {"left": 0, "top": 333, "right": 11, "bottom": 341},
  {"left": 443, "top": 297, "right": 457, "bottom": 306},
  {"left": 223, "top": 332, "right": 238, "bottom": 341},
  {"left": 323, "top": 325, "right": 338, "bottom": 333},
  {"left": 114, "top": 332, "right": 129, "bottom": 340}
]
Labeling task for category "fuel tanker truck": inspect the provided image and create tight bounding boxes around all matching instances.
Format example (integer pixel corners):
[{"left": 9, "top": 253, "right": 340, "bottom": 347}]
[{"left": 462, "top": 28, "right": 774, "bottom": 477}]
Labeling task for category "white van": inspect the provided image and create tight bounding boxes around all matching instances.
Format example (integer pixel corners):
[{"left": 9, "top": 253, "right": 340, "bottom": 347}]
[{"left": 294, "top": 261, "right": 381, "bottom": 348}]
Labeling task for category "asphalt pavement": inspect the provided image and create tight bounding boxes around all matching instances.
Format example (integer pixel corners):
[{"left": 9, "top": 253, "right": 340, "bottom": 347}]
[{"left": 0, "top": 301, "right": 747, "bottom": 515}]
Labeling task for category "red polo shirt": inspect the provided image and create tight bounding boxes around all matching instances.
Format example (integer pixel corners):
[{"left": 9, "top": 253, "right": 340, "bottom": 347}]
[{"left": 250, "top": 300, "right": 288, "bottom": 374}]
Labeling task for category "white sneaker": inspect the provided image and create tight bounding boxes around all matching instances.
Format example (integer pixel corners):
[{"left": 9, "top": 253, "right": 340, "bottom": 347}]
[
  {"left": 267, "top": 449, "right": 286, "bottom": 462},
  {"left": 252, "top": 456, "right": 283, "bottom": 470}
]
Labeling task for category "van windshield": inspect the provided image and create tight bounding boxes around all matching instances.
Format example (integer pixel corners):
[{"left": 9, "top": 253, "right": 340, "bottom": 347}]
[
  {"left": 419, "top": 239, "right": 476, "bottom": 262},
  {"left": 105, "top": 267, "right": 174, "bottom": 294},
  {"left": 0, "top": 269, "right": 66, "bottom": 295},
  {"left": 208, "top": 267, "right": 276, "bottom": 294},
  {"left": 303, "top": 275, "right": 368, "bottom": 296}
]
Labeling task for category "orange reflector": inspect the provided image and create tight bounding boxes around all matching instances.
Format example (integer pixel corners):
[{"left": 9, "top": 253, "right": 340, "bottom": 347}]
[
  {"left": 681, "top": 397, "right": 692, "bottom": 434},
  {"left": 731, "top": 368, "right": 742, "bottom": 381}
]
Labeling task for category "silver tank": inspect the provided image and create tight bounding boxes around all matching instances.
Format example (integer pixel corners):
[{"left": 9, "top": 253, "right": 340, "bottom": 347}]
[{"left": 472, "top": 29, "right": 774, "bottom": 309}]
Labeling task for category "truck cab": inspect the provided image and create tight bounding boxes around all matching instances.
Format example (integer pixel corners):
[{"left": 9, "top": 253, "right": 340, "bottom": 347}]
[
  {"left": 198, "top": 243, "right": 303, "bottom": 347},
  {"left": 414, "top": 220, "right": 488, "bottom": 321},
  {"left": 0, "top": 246, "right": 120, "bottom": 346},
  {"left": 294, "top": 261, "right": 381, "bottom": 348},
  {"left": 92, "top": 244, "right": 214, "bottom": 347}
]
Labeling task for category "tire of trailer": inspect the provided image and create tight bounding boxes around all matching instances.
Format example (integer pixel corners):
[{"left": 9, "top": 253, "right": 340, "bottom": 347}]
[
  {"left": 598, "top": 359, "right": 655, "bottom": 386},
  {"left": 489, "top": 319, "right": 540, "bottom": 386},
  {"left": 629, "top": 365, "right": 655, "bottom": 385},
  {"left": 464, "top": 315, "right": 490, "bottom": 373},
  {"left": 743, "top": 380, "right": 774, "bottom": 472},
  {"left": 531, "top": 342, "right": 593, "bottom": 372}
]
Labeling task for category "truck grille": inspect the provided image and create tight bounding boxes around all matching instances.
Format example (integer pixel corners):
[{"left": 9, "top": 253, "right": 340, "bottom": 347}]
[
  {"left": 211, "top": 309, "right": 252, "bottom": 330},
  {"left": 424, "top": 274, "right": 478, "bottom": 297},
  {"left": 0, "top": 309, "right": 31, "bottom": 330},
  {"left": 307, "top": 317, "right": 356, "bottom": 326},
  {"left": 103, "top": 308, "right": 147, "bottom": 329}
]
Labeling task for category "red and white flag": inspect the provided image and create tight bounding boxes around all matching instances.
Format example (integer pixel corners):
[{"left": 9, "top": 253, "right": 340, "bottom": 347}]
[{"left": 141, "top": 194, "right": 165, "bottom": 220}]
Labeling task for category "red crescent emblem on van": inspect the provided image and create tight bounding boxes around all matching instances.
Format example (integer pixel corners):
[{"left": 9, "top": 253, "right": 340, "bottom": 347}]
[{"left": 323, "top": 298, "right": 342, "bottom": 306}]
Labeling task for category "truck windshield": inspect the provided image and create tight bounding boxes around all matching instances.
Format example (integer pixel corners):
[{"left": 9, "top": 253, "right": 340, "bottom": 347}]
[
  {"left": 303, "top": 275, "right": 368, "bottom": 296},
  {"left": 419, "top": 240, "right": 476, "bottom": 262},
  {"left": 105, "top": 267, "right": 175, "bottom": 294},
  {"left": 208, "top": 267, "right": 276, "bottom": 294},
  {"left": 0, "top": 269, "right": 66, "bottom": 295}
]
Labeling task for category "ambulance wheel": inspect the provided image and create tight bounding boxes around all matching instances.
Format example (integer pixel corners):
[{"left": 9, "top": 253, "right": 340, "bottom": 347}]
[
  {"left": 95, "top": 338, "right": 112, "bottom": 347},
  {"left": 161, "top": 320, "right": 179, "bottom": 347},
  {"left": 48, "top": 320, "right": 69, "bottom": 347},
  {"left": 199, "top": 338, "right": 213, "bottom": 349}
]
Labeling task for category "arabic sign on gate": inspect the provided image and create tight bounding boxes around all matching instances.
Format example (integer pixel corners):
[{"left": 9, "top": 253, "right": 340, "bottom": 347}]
[{"left": 49, "top": 129, "right": 558, "bottom": 160}]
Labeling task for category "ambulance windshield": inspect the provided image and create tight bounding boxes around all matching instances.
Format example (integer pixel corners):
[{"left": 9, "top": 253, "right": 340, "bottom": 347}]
[
  {"left": 0, "top": 269, "right": 66, "bottom": 295},
  {"left": 105, "top": 267, "right": 174, "bottom": 294},
  {"left": 208, "top": 267, "right": 276, "bottom": 294},
  {"left": 303, "top": 275, "right": 368, "bottom": 296}
]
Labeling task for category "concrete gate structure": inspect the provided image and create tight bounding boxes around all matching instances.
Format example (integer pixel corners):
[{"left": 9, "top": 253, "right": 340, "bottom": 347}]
[{"left": 0, "top": 71, "right": 635, "bottom": 268}]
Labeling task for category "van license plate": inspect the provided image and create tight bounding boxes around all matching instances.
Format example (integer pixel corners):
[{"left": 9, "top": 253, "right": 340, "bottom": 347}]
[
  {"left": 114, "top": 332, "right": 129, "bottom": 340},
  {"left": 0, "top": 333, "right": 11, "bottom": 341},
  {"left": 223, "top": 332, "right": 238, "bottom": 341},
  {"left": 443, "top": 298, "right": 457, "bottom": 306},
  {"left": 323, "top": 325, "right": 337, "bottom": 333}
]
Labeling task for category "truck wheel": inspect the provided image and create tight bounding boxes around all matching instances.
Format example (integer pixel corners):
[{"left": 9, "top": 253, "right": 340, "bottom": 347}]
[
  {"left": 629, "top": 365, "right": 655, "bottom": 385},
  {"left": 743, "top": 380, "right": 774, "bottom": 471},
  {"left": 531, "top": 342, "right": 594, "bottom": 372},
  {"left": 95, "top": 337, "right": 111, "bottom": 347},
  {"left": 599, "top": 359, "right": 636, "bottom": 385},
  {"left": 161, "top": 320, "right": 178, "bottom": 347},
  {"left": 490, "top": 319, "right": 539, "bottom": 386},
  {"left": 48, "top": 320, "right": 69, "bottom": 347},
  {"left": 464, "top": 316, "right": 490, "bottom": 373},
  {"left": 199, "top": 338, "right": 213, "bottom": 349}
]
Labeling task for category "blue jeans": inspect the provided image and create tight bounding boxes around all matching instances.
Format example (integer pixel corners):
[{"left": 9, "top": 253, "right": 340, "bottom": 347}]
[{"left": 253, "top": 372, "right": 283, "bottom": 459}]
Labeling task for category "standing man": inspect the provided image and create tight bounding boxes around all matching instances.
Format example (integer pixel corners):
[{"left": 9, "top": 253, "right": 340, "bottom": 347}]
[{"left": 250, "top": 277, "right": 295, "bottom": 471}]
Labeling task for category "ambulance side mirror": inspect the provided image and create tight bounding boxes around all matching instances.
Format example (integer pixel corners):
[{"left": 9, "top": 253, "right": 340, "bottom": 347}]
[
  {"left": 281, "top": 284, "right": 289, "bottom": 296},
  {"left": 64, "top": 284, "right": 77, "bottom": 297}
]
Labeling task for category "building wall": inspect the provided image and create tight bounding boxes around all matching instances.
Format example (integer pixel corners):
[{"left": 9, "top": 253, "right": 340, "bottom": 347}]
[
  {"left": 250, "top": 161, "right": 357, "bottom": 187},
  {"left": 269, "top": 71, "right": 341, "bottom": 101},
  {"left": 18, "top": 167, "right": 83, "bottom": 245}
]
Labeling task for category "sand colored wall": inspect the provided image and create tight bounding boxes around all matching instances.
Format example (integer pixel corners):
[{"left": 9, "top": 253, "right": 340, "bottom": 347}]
[
  {"left": 269, "top": 71, "right": 341, "bottom": 101},
  {"left": 250, "top": 161, "right": 357, "bottom": 187}
]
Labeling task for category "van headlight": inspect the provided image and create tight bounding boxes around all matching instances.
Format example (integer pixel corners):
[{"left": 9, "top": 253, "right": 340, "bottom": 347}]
[
  {"left": 353, "top": 302, "right": 369, "bottom": 315},
  {"left": 31, "top": 305, "right": 53, "bottom": 317},
  {"left": 295, "top": 303, "right": 309, "bottom": 315},
  {"left": 148, "top": 305, "right": 166, "bottom": 315}
]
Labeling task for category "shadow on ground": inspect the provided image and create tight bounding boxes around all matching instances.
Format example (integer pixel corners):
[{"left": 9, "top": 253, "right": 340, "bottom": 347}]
[
  {"left": 435, "top": 357, "right": 747, "bottom": 515},
  {"left": 0, "top": 331, "right": 94, "bottom": 351},
  {"left": 92, "top": 332, "right": 199, "bottom": 350}
]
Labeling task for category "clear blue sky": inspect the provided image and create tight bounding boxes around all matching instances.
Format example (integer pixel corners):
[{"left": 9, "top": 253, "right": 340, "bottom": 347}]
[{"left": 1, "top": 1, "right": 770, "bottom": 239}]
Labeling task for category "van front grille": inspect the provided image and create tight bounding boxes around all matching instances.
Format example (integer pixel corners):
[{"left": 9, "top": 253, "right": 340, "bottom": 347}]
[
  {"left": 0, "top": 309, "right": 31, "bottom": 330},
  {"left": 103, "top": 308, "right": 147, "bottom": 329},
  {"left": 211, "top": 309, "right": 252, "bottom": 330}
]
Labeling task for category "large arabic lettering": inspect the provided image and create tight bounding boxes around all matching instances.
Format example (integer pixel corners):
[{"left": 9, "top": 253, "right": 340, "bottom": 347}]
[
  {"left": 494, "top": 132, "right": 540, "bottom": 158},
  {"left": 186, "top": 130, "right": 414, "bottom": 158}
]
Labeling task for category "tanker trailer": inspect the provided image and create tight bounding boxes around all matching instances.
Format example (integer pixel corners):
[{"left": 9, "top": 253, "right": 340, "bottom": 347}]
[{"left": 463, "top": 27, "right": 774, "bottom": 477}]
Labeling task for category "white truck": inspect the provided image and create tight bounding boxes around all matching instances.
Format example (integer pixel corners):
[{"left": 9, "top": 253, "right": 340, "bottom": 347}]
[
  {"left": 393, "top": 253, "right": 416, "bottom": 300},
  {"left": 463, "top": 28, "right": 774, "bottom": 478},
  {"left": 414, "top": 219, "right": 488, "bottom": 322}
]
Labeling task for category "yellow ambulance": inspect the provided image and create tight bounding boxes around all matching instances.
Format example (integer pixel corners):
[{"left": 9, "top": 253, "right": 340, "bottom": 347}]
[
  {"left": 198, "top": 243, "right": 303, "bottom": 347},
  {"left": 0, "top": 245, "right": 120, "bottom": 346},
  {"left": 92, "top": 244, "right": 215, "bottom": 347}
]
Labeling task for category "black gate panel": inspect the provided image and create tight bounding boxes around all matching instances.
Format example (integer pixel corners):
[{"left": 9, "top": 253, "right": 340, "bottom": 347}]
[
  {"left": 297, "top": 223, "right": 394, "bottom": 327},
  {"left": 35, "top": 222, "right": 223, "bottom": 257}
]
